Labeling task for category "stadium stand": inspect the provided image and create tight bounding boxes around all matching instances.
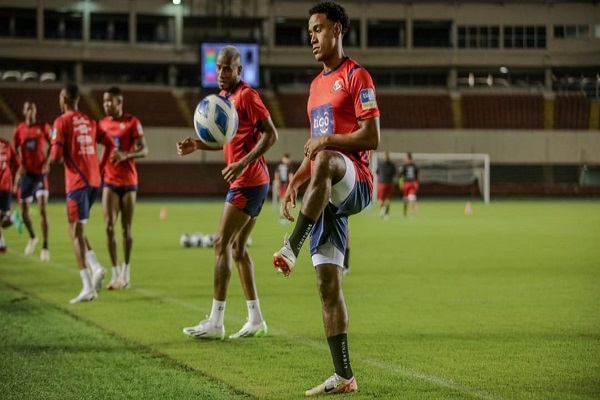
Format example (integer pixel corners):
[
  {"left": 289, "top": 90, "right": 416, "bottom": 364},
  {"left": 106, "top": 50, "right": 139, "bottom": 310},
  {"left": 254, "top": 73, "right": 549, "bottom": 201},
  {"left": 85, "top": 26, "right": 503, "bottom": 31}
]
[
  {"left": 461, "top": 93, "right": 544, "bottom": 130},
  {"left": 378, "top": 93, "right": 454, "bottom": 129},
  {"left": 554, "top": 93, "right": 590, "bottom": 130}
]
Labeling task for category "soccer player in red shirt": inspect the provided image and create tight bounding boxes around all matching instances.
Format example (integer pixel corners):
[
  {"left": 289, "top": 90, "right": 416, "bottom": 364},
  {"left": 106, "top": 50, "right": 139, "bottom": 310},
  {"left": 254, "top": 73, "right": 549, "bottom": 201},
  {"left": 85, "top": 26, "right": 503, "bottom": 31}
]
[
  {"left": 50, "top": 84, "right": 115, "bottom": 304},
  {"left": 99, "top": 87, "right": 148, "bottom": 290},
  {"left": 0, "top": 136, "right": 20, "bottom": 253},
  {"left": 177, "top": 45, "right": 278, "bottom": 340},
  {"left": 273, "top": 153, "right": 294, "bottom": 223},
  {"left": 13, "top": 101, "right": 52, "bottom": 261},
  {"left": 400, "top": 152, "right": 419, "bottom": 217},
  {"left": 272, "top": 2, "right": 380, "bottom": 395}
]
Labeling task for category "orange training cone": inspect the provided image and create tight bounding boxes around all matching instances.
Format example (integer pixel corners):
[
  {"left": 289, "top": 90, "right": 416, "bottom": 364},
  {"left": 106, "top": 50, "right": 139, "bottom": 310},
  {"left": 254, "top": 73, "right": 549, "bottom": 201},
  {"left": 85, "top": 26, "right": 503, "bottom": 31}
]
[
  {"left": 159, "top": 206, "right": 167, "bottom": 220},
  {"left": 464, "top": 201, "right": 472, "bottom": 216}
]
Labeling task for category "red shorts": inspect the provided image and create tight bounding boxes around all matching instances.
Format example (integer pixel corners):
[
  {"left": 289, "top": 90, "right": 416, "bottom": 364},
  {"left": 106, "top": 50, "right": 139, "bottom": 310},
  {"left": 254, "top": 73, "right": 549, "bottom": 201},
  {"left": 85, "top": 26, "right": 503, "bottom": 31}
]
[
  {"left": 403, "top": 181, "right": 419, "bottom": 198},
  {"left": 377, "top": 183, "right": 393, "bottom": 201},
  {"left": 278, "top": 182, "right": 289, "bottom": 200}
]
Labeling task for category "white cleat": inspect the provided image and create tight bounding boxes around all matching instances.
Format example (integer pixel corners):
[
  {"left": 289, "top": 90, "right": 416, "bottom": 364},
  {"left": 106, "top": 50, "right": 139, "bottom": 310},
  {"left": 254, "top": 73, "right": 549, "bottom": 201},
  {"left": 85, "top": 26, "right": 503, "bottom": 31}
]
[
  {"left": 228, "top": 320, "right": 267, "bottom": 339},
  {"left": 272, "top": 237, "right": 296, "bottom": 277},
  {"left": 183, "top": 317, "right": 225, "bottom": 340},
  {"left": 91, "top": 267, "right": 106, "bottom": 291},
  {"left": 106, "top": 275, "right": 121, "bottom": 290},
  {"left": 305, "top": 374, "right": 358, "bottom": 397},
  {"left": 40, "top": 249, "right": 50, "bottom": 262},
  {"left": 24, "top": 237, "right": 38, "bottom": 256},
  {"left": 69, "top": 288, "right": 98, "bottom": 304}
]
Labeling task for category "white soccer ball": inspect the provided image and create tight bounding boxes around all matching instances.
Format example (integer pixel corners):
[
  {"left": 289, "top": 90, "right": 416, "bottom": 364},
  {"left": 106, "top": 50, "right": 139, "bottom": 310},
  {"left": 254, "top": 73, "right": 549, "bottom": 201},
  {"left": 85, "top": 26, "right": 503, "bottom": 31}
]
[
  {"left": 179, "top": 233, "right": 191, "bottom": 248},
  {"left": 189, "top": 232, "right": 204, "bottom": 247},
  {"left": 193, "top": 94, "right": 238, "bottom": 148}
]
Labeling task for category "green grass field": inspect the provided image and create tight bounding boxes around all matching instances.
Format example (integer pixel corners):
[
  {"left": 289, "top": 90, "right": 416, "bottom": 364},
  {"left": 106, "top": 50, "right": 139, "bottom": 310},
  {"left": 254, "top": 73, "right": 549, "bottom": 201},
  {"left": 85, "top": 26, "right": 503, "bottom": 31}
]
[{"left": 0, "top": 199, "right": 598, "bottom": 399}]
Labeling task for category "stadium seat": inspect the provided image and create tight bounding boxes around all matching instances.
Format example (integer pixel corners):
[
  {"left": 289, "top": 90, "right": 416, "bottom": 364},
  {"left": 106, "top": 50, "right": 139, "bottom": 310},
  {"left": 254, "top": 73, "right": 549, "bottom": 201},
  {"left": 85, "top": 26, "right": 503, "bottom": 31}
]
[
  {"left": 39, "top": 72, "right": 57, "bottom": 82},
  {"left": 2, "top": 70, "right": 21, "bottom": 81},
  {"left": 21, "top": 71, "right": 39, "bottom": 82}
]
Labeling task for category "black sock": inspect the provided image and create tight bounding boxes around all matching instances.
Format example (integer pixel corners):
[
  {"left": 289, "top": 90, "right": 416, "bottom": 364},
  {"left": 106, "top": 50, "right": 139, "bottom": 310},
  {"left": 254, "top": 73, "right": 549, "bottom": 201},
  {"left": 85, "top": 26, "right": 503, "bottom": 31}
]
[
  {"left": 327, "top": 333, "right": 353, "bottom": 379},
  {"left": 343, "top": 248, "right": 350, "bottom": 269},
  {"left": 288, "top": 212, "right": 315, "bottom": 257},
  {"left": 43, "top": 241, "right": 48, "bottom": 249}
]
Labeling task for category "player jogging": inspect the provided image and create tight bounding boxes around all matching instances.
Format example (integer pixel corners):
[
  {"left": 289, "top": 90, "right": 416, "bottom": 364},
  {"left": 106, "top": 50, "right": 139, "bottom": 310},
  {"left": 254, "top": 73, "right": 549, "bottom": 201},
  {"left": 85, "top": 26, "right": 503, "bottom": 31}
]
[
  {"left": 178, "top": 45, "right": 279, "bottom": 340},
  {"left": 272, "top": 1, "right": 380, "bottom": 396},
  {"left": 12, "top": 101, "right": 52, "bottom": 261},
  {"left": 399, "top": 152, "right": 419, "bottom": 217},
  {"left": 0, "top": 136, "right": 20, "bottom": 253},
  {"left": 100, "top": 86, "right": 148, "bottom": 290},
  {"left": 50, "top": 84, "right": 115, "bottom": 304},
  {"left": 376, "top": 150, "right": 397, "bottom": 219}
]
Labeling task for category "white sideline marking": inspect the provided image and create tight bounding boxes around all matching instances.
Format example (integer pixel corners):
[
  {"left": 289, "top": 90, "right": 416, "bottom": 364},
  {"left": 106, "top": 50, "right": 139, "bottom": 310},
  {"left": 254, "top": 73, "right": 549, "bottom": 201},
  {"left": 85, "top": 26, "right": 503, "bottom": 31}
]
[{"left": 6, "top": 251, "right": 500, "bottom": 400}]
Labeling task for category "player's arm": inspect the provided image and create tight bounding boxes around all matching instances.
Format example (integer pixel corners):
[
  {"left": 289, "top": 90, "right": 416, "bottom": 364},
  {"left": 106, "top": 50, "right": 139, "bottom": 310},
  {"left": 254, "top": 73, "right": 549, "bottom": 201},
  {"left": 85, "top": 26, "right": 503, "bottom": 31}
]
[
  {"left": 304, "top": 117, "right": 380, "bottom": 160},
  {"left": 42, "top": 124, "right": 52, "bottom": 173},
  {"left": 176, "top": 137, "right": 221, "bottom": 155},
  {"left": 112, "top": 136, "right": 149, "bottom": 165},
  {"left": 11, "top": 147, "right": 21, "bottom": 194},
  {"left": 98, "top": 130, "right": 116, "bottom": 173},
  {"left": 50, "top": 122, "right": 64, "bottom": 163},
  {"left": 221, "top": 115, "right": 278, "bottom": 184}
]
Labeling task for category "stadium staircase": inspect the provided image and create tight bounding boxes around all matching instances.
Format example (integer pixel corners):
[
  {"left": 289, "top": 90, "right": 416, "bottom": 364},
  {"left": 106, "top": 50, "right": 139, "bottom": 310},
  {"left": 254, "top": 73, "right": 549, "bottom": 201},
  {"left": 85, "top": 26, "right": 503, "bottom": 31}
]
[{"left": 0, "top": 94, "right": 18, "bottom": 124}]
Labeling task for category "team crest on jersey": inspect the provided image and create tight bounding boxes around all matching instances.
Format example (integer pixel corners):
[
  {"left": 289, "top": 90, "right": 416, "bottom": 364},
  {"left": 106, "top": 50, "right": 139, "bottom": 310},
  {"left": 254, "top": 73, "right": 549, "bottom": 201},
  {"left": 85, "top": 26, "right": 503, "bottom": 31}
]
[
  {"left": 332, "top": 79, "right": 343, "bottom": 93},
  {"left": 359, "top": 88, "right": 377, "bottom": 110},
  {"left": 120, "top": 123, "right": 126, "bottom": 130},
  {"left": 310, "top": 103, "right": 334, "bottom": 137}
]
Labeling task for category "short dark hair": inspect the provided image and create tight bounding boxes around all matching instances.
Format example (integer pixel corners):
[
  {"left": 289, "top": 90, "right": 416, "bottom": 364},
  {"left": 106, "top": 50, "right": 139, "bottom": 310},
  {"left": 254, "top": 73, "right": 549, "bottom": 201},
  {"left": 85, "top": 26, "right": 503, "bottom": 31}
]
[
  {"left": 309, "top": 1, "right": 350, "bottom": 36},
  {"left": 63, "top": 83, "right": 80, "bottom": 101},
  {"left": 106, "top": 86, "right": 123, "bottom": 97}
]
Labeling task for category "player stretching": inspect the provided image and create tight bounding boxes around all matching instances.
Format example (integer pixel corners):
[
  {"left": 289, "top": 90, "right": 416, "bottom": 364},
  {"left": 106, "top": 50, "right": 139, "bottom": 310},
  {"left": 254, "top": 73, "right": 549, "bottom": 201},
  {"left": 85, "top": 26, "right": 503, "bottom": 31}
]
[
  {"left": 12, "top": 101, "right": 52, "bottom": 260},
  {"left": 178, "top": 45, "right": 278, "bottom": 340},
  {"left": 272, "top": 1, "right": 380, "bottom": 396},
  {"left": 100, "top": 87, "right": 148, "bottom": 290},
  {"left": 50, "top": 84, "right": 115, "bottom": 304}
]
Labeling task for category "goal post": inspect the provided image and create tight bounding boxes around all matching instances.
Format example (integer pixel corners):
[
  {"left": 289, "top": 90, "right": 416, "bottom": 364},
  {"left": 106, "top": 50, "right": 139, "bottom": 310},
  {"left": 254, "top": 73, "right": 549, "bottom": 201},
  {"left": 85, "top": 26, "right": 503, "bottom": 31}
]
[{"left": 372, "top": 152, "right": 490, "bottom": 203}]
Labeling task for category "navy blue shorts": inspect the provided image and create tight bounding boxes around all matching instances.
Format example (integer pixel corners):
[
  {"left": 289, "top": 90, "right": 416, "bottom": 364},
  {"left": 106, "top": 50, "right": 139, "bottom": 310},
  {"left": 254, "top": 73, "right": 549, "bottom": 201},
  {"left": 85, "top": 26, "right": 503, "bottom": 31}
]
[
  {"left": 19, "top": 173, "right": 48, "bottom": 202},
  {"left": 226, "top": 184, "right": 269, "bottom": 218},
  {"left": 66, "top": 186, "right": 100, "bottom": 223},
  {"left": 104, "top": 183, "right": 138, "bottom": 199},
  {"left": 0, "top": 190, "right": 11, "bottom": 213}
]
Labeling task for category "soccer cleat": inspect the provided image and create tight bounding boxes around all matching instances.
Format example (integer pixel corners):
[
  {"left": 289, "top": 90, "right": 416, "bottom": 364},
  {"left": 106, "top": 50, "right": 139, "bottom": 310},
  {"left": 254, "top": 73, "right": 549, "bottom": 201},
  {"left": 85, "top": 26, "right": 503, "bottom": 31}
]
[
  {"left": 40, "top": 249, "right": 50, "bottom": 262},
  {"left": 116, "top": 275, "right": 130, "bottom": 290},
  {"left": 12, "top": 211, "right": 24, "bottom": 234},
  {"left": 106, "top": 274, "right": 120, "bottom": 290},
  {"left": 272, "top": 237, "right": 296, "bottom": 277},
  {"left": 183, "top": 317, "right": 225, "bottom": 340},
  {"left": 91, "top": 267, "right": 106, "bottom": 291},
  {"left": 0, "top": 245, "right": 6, "bottom": 253},
  {"left": 24, "top": 237, "right": 38, "bottom": 256},
  {"left": 305, "top": 374, "right": 358, "bottom": 397},
  {"left": 228, "top": 319, "right": 267, "bottom": 339},
  {"left": 69, "top": 288, "right": 98, "bottom": 304}
]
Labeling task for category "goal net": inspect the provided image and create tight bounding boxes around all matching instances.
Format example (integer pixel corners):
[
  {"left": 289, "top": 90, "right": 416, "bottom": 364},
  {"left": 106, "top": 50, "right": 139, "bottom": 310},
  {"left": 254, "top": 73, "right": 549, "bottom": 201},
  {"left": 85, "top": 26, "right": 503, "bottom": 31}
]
[{"left": 372, "top": 152, "right": 490, "bottom": 203}]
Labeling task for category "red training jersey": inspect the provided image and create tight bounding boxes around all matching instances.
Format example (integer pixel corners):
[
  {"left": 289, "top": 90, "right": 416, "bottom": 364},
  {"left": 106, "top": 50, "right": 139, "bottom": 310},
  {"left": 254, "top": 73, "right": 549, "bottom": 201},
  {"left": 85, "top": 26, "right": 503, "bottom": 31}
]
[
  {"left": 0, "top": 138, "right": 19, "bottom": 191},
  {"left": 12, "top": 121, "right": 51, "bottom": 175},
  {"left": 220, "top": 81, "right": 271, "bottom": 188},
  {"left": 51, "top": 110, "right": 111, "bottom": 192},
  {"left": 307, "top": 57, "right": 380, "bottom": 191},
  {"left": 99, "top": 113, "right": 144, "bottom": 186}
]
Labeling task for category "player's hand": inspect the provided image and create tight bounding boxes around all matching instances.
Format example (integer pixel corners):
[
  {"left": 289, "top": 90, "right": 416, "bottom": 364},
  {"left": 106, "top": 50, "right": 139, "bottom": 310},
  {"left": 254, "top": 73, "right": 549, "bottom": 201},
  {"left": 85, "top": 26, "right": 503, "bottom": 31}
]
[
  {"left": 111, "top": 151, "right": 129, "bottom": 165},
  {"left": 222, "top": 161, "right": 245, "bottom": 184},
  {"left": 303, "top": 136, "right": 327, "bottom": 160},
  {"left": 176, "top": 137, "right": 196, "bottom": 156},
  {"left": 281, "top": 186, "right": 297, "bottom": 222}
]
